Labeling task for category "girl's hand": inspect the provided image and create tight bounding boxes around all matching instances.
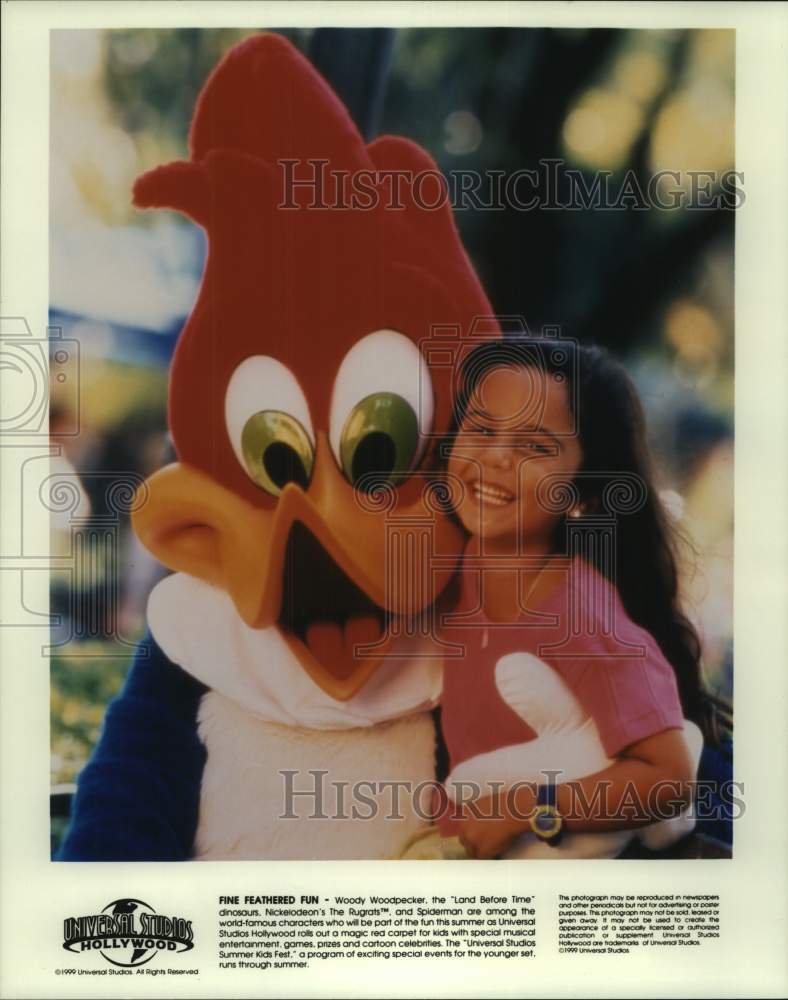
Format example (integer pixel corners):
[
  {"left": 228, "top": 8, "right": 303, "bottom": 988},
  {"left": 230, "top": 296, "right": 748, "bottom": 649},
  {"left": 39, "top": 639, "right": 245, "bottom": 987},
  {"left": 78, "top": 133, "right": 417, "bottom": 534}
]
[{"left": 457, "top": 789, "right": 535, "bottom": 860}]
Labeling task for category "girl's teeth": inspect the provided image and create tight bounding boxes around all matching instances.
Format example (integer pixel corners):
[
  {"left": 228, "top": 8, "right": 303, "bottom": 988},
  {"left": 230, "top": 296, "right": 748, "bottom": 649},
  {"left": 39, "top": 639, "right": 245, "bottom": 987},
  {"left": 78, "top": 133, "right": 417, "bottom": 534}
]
[{"left": 471, "top": 482, "right": 513, "bottom": 506}]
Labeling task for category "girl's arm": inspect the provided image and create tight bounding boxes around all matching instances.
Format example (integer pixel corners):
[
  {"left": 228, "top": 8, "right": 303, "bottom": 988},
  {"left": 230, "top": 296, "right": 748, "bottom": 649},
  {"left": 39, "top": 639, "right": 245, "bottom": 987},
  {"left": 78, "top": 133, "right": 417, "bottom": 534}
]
[{"left": 457, "top": 727, "right": 695, "bottom": 859}]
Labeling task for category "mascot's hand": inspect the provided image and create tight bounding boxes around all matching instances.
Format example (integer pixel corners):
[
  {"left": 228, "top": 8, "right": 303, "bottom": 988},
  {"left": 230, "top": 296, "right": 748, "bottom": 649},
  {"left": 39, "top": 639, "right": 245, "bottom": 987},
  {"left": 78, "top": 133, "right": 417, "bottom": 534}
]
[
  {"left": 446, "top": 652, "right": 704, "bottom": 857},
  {"left": 446, "top": 652, "right": 612, "bottom": 798}
]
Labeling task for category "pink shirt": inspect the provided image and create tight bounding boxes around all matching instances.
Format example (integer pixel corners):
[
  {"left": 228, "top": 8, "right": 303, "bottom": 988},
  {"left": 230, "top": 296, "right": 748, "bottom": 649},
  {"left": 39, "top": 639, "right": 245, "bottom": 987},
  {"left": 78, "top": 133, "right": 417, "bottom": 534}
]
[{"left": 439, "top": 555, "right": 684, "bottom": 773}]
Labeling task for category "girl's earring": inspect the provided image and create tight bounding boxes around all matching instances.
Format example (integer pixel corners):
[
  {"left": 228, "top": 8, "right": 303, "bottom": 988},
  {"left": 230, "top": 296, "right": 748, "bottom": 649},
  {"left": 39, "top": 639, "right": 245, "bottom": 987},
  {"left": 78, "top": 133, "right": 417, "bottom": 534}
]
[{"left": 569, "top": 503, "right": 586, "bottom": 519}]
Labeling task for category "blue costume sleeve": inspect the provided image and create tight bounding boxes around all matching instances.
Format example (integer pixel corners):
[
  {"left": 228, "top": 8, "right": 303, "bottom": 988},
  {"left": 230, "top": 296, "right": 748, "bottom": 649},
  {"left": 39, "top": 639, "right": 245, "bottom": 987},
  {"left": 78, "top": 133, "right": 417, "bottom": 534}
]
[
  {"left": 694, "top": 735, "right": 734, "bottom": 849},
  {"left": 57, "top": 634, "right": 207, "bottom": 861}
]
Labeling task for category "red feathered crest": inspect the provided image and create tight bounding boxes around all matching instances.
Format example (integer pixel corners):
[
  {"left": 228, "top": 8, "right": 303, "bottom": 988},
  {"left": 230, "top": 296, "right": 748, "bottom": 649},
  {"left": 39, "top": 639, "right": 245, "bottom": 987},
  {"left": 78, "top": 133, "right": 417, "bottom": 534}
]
[{"left": 133, "top": 32, "right": 496, "bottom": 503}]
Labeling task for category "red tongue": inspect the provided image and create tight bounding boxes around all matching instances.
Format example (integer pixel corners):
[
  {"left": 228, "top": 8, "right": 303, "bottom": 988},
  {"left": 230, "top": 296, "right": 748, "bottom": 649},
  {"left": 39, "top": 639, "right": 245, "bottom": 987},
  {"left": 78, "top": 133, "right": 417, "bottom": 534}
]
[
  {"left": 344, "top": 616, "right": 381, "bottom": 656},
  {"left": 305, "top": 622, "right": 344, "bottom": 674},
  {"left": 305, "top": 617, "right": 382, "bottom": 681}
]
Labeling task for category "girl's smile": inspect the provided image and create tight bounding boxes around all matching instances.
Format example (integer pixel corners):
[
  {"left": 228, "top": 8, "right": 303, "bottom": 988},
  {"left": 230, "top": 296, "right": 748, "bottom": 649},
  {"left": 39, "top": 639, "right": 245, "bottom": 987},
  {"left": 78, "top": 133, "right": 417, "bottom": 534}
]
[{"left": 469, "top": 478, "right": 515, "bottom": 507}]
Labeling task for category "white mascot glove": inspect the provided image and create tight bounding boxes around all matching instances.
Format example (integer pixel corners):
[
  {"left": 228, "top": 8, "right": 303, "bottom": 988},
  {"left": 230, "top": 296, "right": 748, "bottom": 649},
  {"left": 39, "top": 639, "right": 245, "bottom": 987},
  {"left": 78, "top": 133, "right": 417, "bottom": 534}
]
[{"left": 445, "top": 652, "right": 703, "bottom": 859}]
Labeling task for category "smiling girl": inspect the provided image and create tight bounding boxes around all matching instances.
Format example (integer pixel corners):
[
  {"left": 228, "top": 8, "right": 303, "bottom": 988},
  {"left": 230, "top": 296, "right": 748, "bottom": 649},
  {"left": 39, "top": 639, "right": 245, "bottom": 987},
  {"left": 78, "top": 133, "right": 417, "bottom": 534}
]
[{"left": 437, "top": 338, "right": 711, "bottom": 859}]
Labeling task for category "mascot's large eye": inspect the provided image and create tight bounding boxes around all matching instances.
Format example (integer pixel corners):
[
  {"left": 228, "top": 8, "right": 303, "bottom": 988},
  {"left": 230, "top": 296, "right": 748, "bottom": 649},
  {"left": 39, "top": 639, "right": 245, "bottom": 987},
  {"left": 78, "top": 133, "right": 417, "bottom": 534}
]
[
  {"left": 226, "top": 356, "right": 315, "bottom": 497},
  {"left": 330, "top": 330, "right": 434, "bottom": 490},
  {"left": 241, "top": 410, "right": 314, "bottom": 496},
  {"left": 340, "top": 393, "right": 418, "bottom": 487}
]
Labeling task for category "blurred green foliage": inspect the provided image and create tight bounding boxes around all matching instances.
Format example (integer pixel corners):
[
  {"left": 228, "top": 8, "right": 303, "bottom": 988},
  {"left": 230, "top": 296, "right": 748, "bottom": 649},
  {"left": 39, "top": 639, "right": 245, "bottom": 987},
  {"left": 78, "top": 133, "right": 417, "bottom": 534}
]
[
  {"left": 50, "top": 642, "right": 137, "bottom": 785},
  {"left": 104, "top": 28, "right": 312, "bottom": 158}
]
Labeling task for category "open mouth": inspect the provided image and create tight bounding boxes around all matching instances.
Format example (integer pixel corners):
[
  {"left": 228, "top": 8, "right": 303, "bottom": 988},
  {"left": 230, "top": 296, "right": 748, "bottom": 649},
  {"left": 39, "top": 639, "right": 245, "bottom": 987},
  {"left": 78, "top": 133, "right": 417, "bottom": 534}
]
[
  {"left": 470, "top": 479, "right": 515, "bottom": 507},
  {"left": 278, "top": 521, "right": 389, "bottom": 686}
]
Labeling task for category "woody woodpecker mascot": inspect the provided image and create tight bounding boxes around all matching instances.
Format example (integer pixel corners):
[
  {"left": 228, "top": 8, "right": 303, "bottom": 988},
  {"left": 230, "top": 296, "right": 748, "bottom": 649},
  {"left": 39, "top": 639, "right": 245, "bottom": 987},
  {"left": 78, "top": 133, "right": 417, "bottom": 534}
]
[{"left": 59, "top": 33, "right": 492, "bottom": 860}]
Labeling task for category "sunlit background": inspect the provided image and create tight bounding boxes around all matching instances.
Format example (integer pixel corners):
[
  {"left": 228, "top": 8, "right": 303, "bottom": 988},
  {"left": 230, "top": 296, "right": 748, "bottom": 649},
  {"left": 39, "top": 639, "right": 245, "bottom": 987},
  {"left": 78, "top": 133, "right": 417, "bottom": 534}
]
[{"left": 49, "top": 28, "right": 734, "bottom": 817}]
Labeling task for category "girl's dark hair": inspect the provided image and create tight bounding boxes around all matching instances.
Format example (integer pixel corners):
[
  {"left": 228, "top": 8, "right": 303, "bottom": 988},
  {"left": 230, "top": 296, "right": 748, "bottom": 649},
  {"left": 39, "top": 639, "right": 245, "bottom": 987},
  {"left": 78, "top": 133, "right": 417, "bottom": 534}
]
[{"left": 452, "top": 338, "right": 723, "bottom": 744}]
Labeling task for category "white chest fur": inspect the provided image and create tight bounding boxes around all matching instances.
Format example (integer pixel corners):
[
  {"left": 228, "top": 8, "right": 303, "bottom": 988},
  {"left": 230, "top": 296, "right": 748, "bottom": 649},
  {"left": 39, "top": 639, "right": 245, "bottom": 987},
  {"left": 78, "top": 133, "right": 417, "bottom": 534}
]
[{"left": 194, "top": 692, "right": 437, "bottom": 860}]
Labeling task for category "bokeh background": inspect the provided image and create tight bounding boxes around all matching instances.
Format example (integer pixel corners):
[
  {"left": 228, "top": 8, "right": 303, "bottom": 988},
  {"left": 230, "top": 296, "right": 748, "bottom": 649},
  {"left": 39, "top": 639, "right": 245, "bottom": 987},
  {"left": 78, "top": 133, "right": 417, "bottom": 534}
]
[{"left": 49, "top": 27, "right": 734, "bottom": 839}]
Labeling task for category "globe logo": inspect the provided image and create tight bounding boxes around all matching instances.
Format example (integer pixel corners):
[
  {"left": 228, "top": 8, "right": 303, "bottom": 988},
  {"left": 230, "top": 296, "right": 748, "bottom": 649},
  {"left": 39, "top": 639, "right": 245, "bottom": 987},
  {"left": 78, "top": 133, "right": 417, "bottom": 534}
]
[{"left": 101, "top": 899, "right": 158, "bottom": 968}]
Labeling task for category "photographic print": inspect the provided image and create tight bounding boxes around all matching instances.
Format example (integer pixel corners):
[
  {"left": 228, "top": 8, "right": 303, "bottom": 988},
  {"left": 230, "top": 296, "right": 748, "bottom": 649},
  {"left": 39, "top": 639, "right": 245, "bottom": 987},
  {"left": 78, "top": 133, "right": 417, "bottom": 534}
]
[
  {"left": 2, "top": 5, "right": 787, "bottom": 999},
  {"left": 47, "top": 25, "right": 735, "bottom": 862}
]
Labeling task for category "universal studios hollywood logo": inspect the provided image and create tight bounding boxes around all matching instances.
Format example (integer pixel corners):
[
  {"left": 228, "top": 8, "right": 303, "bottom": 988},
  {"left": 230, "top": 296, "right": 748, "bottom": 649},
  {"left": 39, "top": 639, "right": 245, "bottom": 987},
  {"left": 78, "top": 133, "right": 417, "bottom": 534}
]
[{"left": 62, "top": 898, "right": 194, "bottom": 967}]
